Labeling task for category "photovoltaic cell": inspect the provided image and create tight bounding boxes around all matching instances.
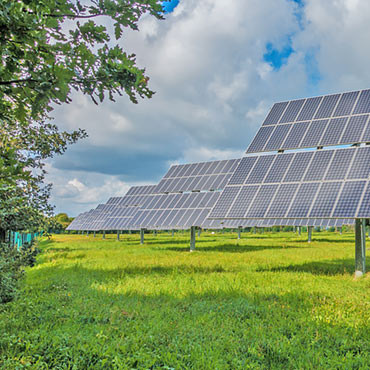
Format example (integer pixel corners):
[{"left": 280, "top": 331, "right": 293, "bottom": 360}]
[
  {"left": 296, "top": 97, "right": 322, "bottom": 121},
  {"left": 340, "top": 115, "right": 369, "bottom": 144},
  {"left": 228, "top": 157, "right": 258, "bottom": 185},
  {"left": 347, "top": 147, "right": 370, "bottom": 179},
  {"left": 264, "top": 124, "right": 292, "bottom": 151},
  {"left": 303, "top": 150, "right": 333, "bottom": 181},
  {"left": 353, "top": 89, "right": 370, "bottom": 114},
  {"left": 332, "top": 181, "right": 366, "bottom": 217},
  {"left": 325, "top": 149, "right": 355, "bottom": 180},
  {"left": 227, "top": 185, "right": 259, "bottom": 218},
  {"left": 319, "top": 117, "right": 348, "bottom": 146},
  {"left": 246, "top": 185, "right": 278, "bottom": 217},
  {"left": 264, "top": 154, "right": 294, "bottom": 183},
  {"left": 209, "top": 186, "right": 241, "bottom": 217},
  {"left": 247, "top": 126, "right": 275, "bottom": 153},
  {"left": 300, "top": 120, "right": 328, "bottom": 148},
  {"left": 314, "top": 94, "right": 340, "bottom": 119},
  {"left": 309, "top": 182, "right": 342, "bottom": 217},
  {"left": 262, "top": 102, "right": 288, "bottom": 126},
  {"left": 333, "top": 91, "right": 359, "bottom": 117},
  {"left": 279, "top": 99, "right": 305, "bottom": 123},
  {"left": 287, "top": 183, "right": 320, "bottom": 218},
  {"left": 357, "top": 182, "right": 370, "bottom": 217},
  {"left": 245, "top": 155, "right": 275, "bottom": 184},
  {"left": 266, "top": 183, "right": 298, "bottom": 217},
  {"left": 283, "top": 152, "right": 314, "bottom": 182},
  {"left": 281, "top": 121, "right": 310, "bottom": 149}
]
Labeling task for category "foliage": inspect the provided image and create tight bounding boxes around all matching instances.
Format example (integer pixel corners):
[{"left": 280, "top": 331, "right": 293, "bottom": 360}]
[
  {"left": 1, "top": 231, "right": 369, "bottom": 368},
  {"left": 0, "top": 241, "right": 39, "bottom": 304},
  {"left": 0, "top": 0, "right": 163, "bottom": 236},
  {"left": 50, "top": 213, "right": 74, "bottom": 232}
]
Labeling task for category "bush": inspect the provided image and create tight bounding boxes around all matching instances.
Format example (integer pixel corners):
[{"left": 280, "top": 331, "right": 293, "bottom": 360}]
[{"left": 0, "top": 242, "right": 39, "bottom": 304}]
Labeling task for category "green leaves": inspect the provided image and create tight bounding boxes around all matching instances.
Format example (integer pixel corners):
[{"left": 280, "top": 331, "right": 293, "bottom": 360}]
[{"left": 0, "top": 0, "right": 162, "bottom": 236}]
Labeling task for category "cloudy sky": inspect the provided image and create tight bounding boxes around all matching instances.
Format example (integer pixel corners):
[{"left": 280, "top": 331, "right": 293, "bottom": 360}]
[{"left": 48, "top": 0, "right": 370, "bottom": 216}]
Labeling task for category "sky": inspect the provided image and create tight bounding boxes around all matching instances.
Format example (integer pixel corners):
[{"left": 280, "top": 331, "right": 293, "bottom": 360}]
[{"left": 47, "top": 0, "right": 370, "bottom": 216}]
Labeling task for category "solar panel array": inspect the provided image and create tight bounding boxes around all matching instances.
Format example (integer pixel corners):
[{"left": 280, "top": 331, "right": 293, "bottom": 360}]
[
  {"left": 209, "top": 146, "right": 370, "bottom": 220},
  {"left": 203, "top": 218, "right": 354, "bottom": 229},
  {"left": 68, "top": 89, "right": 370, "bottom": 231},
  {"left": 247, "top": 89, "right": 370, "bottom": 153},
  {"left": 129, "top": 191, "right": 221, "bottom": 230},
  {"left": 154, "top": 159, "right": 239, "bottom": 193}
]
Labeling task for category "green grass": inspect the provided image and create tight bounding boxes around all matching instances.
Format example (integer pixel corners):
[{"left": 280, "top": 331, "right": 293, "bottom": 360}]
[{"left": 1, "top": 230, "right": 370, "bottom": 369}]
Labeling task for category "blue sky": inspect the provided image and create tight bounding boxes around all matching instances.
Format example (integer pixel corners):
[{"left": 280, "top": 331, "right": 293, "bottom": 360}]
[{"left": 48, "top": 0, "right": 370, "bottom": 215}]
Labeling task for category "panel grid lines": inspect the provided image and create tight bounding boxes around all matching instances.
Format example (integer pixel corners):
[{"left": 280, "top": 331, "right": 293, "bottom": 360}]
[{"left": 246, "top": 89, "right": 370, "bottom": 153}]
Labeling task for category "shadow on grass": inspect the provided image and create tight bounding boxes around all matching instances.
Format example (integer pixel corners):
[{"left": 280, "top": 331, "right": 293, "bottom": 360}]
[
  {"left": 256, "top": 258, "right": 369, "bottom": 276},
  {"left": 164, "top": 243, "right": 306, "bottom": 253}
]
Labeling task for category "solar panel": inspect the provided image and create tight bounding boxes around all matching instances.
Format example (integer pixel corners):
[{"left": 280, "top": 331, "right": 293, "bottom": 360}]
[
  {"left": 247, "top": 89, "right": 370, "bottom": 153},
  {"left": 262, "top": 102, "right": 288, "bottom": 126},
  {"left": 340, "top": 115, "right": 369, "bottom": 144},
  {"left": 208, "top": 146, "right": 370, "bottom": 220},
  {"left": 280, "top": 99, "right": 305, "bottom": 123},
  {"left": 154, "top": 159, "right": 239, "bottom": 194}
]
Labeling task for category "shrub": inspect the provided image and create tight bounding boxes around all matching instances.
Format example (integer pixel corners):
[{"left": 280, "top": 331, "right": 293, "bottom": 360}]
[{"left": 0, "top": 242, "right": 39, "bottom": 304}]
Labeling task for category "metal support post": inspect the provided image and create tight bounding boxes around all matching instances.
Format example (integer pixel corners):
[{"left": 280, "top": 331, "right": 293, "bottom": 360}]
[
  {"left": 102, "top": 231, "right": 105, "bottom": 240},
  {"left": 253, "top": 227, "right": 257, "bottom": 234},
  {"left": 117, "top": 230, "right": 120, "bottom": 241},
  {"left": 86, "top": 231, "right": 89, "bottom": 236},
  {"left": 172, "top": 229, "right": 174, "bottom": 237},
  {"left": 140, "top": 229, "right": 144, "bottom": 245},
  {"left": 308, "top": 226, "right": 312, "bottom": 243},
  {"left": 355, "top": 219, "right": 366, "bottom": 277},
  {"left": 93, "top": 231, "right": 96, "bottom": 238},
  {"left": 198, "top": 228, "right": 201, "bottom": 237},
  {"left": 237, "top": 226, "right": 241, "bottom": 240},
  {"left": 190, "top": 226, "right": 196, "bottom": 252},
  {"left": 298, "top": 227, "right": 302, "bottom": 236}
]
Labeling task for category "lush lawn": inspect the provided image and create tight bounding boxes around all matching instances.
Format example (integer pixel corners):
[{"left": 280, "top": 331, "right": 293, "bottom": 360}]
[{"left": 1, "top": 230, "right": 370, "bottom": 369}]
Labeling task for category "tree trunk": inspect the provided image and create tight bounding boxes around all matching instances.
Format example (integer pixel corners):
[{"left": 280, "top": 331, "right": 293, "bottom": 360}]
[{"left": 0, "top": 229, "right": 6, "bottom": 243}]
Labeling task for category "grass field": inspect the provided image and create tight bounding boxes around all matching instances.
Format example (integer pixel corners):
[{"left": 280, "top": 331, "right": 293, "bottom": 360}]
[{"left": 1, "top": 230, "right": 370, "bottom": 369}]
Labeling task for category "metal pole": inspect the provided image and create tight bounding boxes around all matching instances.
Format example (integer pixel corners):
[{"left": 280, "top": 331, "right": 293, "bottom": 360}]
[
  {"left": 253, "top": 227, "right": 257, "bottom": 234},
  {"left": 355, "top": 219, "right": 366, "bottom": 277},
  {"left": 172, "top": 229, "right": 174, "bottom": 237},
  {"left": 298, "top": 227, "right": 302, "bottom": 236},
  {"left": 237, "top": 226, "right": 241, "bottom": 240},
  {"left": 86, "top": 231, "right": 89, "bottom": 236},
  {"left": 102, "top": 231, "right": 105, "bottom": 240},
  {"left": 190, "top": 226, "right": 196, "bottom": 252},
  {"left": 198, "top": 228, "right": 201, "bottom": 237},
  {"left": 93, "top": 231, "right": 96, "bottom": 238},
  {"left": 140, "top": 229, "right": 144, "bottom": 245},
  {"left": 308, "top": 226, "right": 312, "bottom": 243},
  {"left": 117, "top": 230, "right": 120, "bottom": 241}
]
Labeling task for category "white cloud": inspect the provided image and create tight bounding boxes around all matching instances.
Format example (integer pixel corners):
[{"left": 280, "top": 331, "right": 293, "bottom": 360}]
[{"left": 48, "top": 0, "right": 370, "bottom": 215}]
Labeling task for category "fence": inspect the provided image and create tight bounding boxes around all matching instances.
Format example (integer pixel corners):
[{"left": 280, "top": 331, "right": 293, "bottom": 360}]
[{"left": 8, "top": 232, "right": 42, "bottom": 250}]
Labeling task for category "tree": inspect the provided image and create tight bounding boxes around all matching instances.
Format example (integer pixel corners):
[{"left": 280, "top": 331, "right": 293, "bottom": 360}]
[{"left": 0, "top": 0, "right": 164, "bottom": 239}]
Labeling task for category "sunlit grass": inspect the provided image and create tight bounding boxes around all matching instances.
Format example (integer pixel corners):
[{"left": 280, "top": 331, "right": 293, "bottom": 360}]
[{"left": 1, "top": 230, "right": 370, "bottom": 369}]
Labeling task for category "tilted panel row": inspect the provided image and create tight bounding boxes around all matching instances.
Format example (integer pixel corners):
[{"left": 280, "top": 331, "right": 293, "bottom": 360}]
[
  {"left": 154, "top": 159, "right": 239, "bottom": 193},
  {"left": 249, "top": 89, "right": 370, "bottom": 153},
  {"left": 208, "top": 146, "right": 370, "bottom": 220},
  {"left": 203, "top": 218, "right": 354, "bottom": 229},
  {"left": 130, "top": 191, "right": 221, "bottom": 229}
]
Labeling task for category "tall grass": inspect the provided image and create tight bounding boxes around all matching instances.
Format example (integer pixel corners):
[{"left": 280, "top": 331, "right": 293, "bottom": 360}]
[{"left": 1, "top": 230, "right": 369, "bottom": 369}]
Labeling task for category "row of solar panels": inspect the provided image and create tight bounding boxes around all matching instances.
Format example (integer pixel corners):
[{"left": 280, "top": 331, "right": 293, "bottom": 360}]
[
  {"left": 67, "top": 160, "right": 356, "bottom": 231},
  {"left": 67, "top": 88, "right": 370, "bottom": 232}
]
